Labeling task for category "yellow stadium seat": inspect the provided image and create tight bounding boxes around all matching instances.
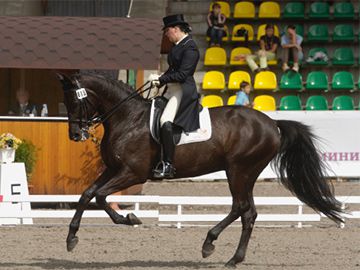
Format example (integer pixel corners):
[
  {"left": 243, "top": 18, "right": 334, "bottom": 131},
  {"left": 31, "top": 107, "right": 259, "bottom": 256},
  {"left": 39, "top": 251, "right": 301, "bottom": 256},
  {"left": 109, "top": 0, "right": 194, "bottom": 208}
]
[
  {"left": 206, "top": 25, "right": 229, "bottom": 42},
  {"left": 256, "top": 24, "right": 280, "bottom": 40},
  {"left": 259, "top": 1, "right": 280, "bottom": 18},
  {"left": 204, "top": 47, "right": 227, "bottom": 66},
  {"left": 230, "top": 47, "right": 252, "bottom": 66},
  {"left": 254, "top": 71, "right": 277, "bottom": 90},
  {"left": 209, "top": 1, "right": 230, "bottom": 18},
  {"left": 232, "top": 24, "right": 254, "bottom": 41},
  {"left": 202, "top": 71, "right": 225, "bottom": 90},
  {"left": 202, "top": 95, "right": 224, "bottom": 108},
  {"left": 227, "top": 95, "right": 237, "bottom": 105},
  {"left": 234, "top": 2, "right": 255, "bottom": 18},
  {"left": 253, "top": 95, "right": 276, "bottom": 111},
  {"left": 228, "top": 71, "right": 251, "bottom": 90}
]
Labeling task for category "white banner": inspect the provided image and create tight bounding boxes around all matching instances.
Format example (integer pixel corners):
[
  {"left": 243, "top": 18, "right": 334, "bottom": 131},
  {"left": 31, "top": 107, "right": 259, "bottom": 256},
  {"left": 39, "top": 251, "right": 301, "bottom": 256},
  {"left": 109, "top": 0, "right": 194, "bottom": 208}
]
[{"left": 194, "top": 111, "right": 360, "bottom": 179}]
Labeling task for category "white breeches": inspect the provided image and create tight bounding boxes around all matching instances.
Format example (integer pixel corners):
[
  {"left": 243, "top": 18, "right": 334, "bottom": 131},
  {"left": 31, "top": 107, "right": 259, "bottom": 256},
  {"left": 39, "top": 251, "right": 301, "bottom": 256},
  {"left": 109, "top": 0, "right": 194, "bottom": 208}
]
[{"left": 160, "top": 83, "right": 183, "bottom": 127}]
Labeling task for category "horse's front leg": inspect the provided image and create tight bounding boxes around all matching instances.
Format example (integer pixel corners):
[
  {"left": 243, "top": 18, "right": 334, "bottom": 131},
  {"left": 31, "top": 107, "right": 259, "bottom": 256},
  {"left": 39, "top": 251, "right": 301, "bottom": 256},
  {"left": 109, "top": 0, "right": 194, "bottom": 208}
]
[
  {"left": 67, "top": 169, "right": 114, "bottom": 252},
  {"left": 95, "top": 169, "right": 145, "bottom": 226}
]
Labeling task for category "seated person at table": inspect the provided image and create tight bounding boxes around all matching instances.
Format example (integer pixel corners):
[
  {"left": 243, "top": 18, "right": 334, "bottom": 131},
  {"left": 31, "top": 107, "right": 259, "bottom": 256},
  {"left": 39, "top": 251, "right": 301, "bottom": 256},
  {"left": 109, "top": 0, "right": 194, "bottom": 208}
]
[{"left": 8, "top": 88, "right": 38, "bottom": 116}]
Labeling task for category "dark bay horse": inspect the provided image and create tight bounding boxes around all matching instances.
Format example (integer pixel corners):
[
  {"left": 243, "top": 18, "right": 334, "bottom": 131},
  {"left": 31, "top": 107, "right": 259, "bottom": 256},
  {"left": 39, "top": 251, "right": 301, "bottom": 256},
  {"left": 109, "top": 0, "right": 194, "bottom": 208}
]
[{"left": 57, "top": 73, "right": 342, "bottom": 268}]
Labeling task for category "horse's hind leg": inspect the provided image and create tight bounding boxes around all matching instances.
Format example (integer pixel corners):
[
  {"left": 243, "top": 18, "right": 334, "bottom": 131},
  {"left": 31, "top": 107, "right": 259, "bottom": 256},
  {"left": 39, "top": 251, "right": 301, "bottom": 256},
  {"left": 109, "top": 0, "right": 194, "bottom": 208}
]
[
  {"left": 225, "top": 195, "right": 257, "bottom": 268},
  {"left": 66, "top": 169, "right": 113, "bottom": 252},
  {"left": 202, "top": 167, "right": 256, "bottom": 260}
]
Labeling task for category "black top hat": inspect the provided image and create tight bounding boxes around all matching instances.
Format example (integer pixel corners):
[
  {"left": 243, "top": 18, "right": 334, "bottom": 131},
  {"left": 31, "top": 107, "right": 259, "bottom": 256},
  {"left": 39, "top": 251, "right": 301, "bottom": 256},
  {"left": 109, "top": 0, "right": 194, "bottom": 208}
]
[{"left": 162, "top": 14, "right": 189, "bottom": 30}]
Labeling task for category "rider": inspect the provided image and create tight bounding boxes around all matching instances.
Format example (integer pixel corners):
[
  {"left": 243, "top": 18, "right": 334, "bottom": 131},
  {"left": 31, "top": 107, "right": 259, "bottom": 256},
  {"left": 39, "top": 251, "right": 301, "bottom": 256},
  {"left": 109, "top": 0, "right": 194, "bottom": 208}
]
[{"left": 152, "top": 14, "right": 200, "bottom": 179}]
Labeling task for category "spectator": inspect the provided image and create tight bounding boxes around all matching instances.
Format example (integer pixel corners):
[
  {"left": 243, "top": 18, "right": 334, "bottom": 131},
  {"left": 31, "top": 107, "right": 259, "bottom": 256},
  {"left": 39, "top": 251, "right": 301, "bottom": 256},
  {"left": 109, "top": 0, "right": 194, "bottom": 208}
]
[
  {"left": 281, "top": 25, "right": 303, "bottom": 72},
  {"left": 206, "top": 3, "right": 226, "bottom": 47},
  {"left": 8, "top": 88, "right": 37, "bottom": 116},
  {"left": 235, "top": 81, "right": 252, "bottom": 107},
  {"left": 239, "top": 24, "right": 280, "bottom": 73}
]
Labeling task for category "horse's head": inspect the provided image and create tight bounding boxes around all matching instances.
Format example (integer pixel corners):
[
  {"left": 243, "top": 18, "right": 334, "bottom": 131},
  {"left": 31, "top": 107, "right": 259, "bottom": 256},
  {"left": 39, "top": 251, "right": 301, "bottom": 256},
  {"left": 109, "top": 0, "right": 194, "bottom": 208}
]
[{"left": 56, "top": 73, "right": 98, "bottom": 142}]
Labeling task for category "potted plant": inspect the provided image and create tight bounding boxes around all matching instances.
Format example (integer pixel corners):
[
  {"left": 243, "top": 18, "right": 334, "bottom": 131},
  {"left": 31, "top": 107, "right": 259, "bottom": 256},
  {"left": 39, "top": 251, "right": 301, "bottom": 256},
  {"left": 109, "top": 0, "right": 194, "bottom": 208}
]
[
  {"left": 0, "top": 133, "right": 22, "bottom": 163},
  {"left": 15, "top": 139, "right": 38, "bottom": 183}
]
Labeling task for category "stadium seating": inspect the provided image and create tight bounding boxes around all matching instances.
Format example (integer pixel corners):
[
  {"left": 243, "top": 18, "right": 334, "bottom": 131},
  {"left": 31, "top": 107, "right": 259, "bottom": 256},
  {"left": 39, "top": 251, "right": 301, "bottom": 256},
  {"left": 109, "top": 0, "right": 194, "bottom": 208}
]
[
  {"left": 209, "top": 1, "right": 230, "bottom": 18},
  {"left": 305, "top": 96, "right": 328, "bottom": 110},
  {"left": 279, "top": 71, "right": 303, "bottom": 91},
  {"left": 279, "top": 95, "right": 302, "bottom": 110},
  {"left": 257, "top": 24, "right": 280, "bottom": 40},
  {"left": 309, "top": 2, "right": 329, "bottom": 19},
  {"left": 258, "top": 1, "right": 280, "bottom": 18},
  {"left": 307, "top": 48, "right": 328, "bottom": 66},
  {"left": 234, "top": 1, "right": 255, "bottom": 19},
  {"left": 202, "top": 71, "right": 225, "bottom": 90},
  {"left": 307, "top": 24, "right": 329, "bottom": 42},
  {"left": 206, "top": 25, "right": 229, "bottom": 42},
  {"left": 333, "top": 24, "right": 354, "bottom": 41},
  {"left": 332, "top": 95, "right": 355, "bottom": 110},
  {"left": 306, "top": 71, "right": 329, "bottom": 91},
  {"left": 202, "top": 95, "right": 224, "bottom": 108},
  {"left": 332, "top": 48, "right": 355, "bottom": 66},
  {"left": 230, "top": 47, "right": 252, "bottom": 66},
  {"left": 204, "top": 47, "right": 227, "bottom": 66},
  {"left": 283, "top": 2, "right": 305, "bottom": 19},
  {"left": 228, "top": 71, "right": 251, "bottom": 90},
  {"left": 283, "top": 24, "right": 304, "bottom": 37},
  {"left": 232, "top": 24, "right": 254, "bottom": 41},
  {"left": 331, "top": 71, "right": 355, "bottom": 90},
  {"left": 334, "top": 2, "right": 354, "bottom": 19},
  {"left": 254, "top": 71, "right": 277, "bottom": 90},
  {"left": 253, "top": 95, "right": 276, "bottom": 111},
  {"left": 227, "top": 95, "right": 237, "bottom": 105}
]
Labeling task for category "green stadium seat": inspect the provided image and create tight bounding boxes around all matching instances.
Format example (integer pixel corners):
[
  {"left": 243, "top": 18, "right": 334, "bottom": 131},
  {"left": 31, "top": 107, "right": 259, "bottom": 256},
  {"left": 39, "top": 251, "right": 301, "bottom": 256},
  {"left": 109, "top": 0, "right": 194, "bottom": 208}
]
[
  {"left": 333, "top": 24, "right": 354, "bottom": 41},
  {"left": 331, "top": 71, "right": 355, "bottom": 90},
  {"left": 306, "top": 71, "right": 329, "bottom": 91},
  {"left": 307, "top": 25, "right": 328, "bottom": 42},
  {"left": 332, "top": 96, "right": 355, "bottom": 110},
  {"left": 280, "top": 71, "right": 303, "bottom": 90},
  {"left": 309, "top": 2, "right": 329, "bottom": 19},
  {"left": 279, "top": 95, "right": 302, "bottom": 110},
  {"left": 283, "top": 2, "right": 305, "bottom": 19},
  {"left": 306, "top": 96, "right": 328, "bottom": 110},
  {"left": 307, "top": 48, "right": 328, "bottom": 65},
  {"left": 334, "top": 2, "right": 354, "bottom": 19},
  {"left": 332, "top": 48, "right": 354, "bottom": 66}
]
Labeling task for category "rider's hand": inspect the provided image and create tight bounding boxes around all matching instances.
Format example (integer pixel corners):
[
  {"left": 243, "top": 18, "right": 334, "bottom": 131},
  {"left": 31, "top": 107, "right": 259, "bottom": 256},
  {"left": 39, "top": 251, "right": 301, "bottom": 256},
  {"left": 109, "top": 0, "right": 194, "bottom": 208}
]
[{"left": 151, "top": 80, "right": 161, "bottom": 88}]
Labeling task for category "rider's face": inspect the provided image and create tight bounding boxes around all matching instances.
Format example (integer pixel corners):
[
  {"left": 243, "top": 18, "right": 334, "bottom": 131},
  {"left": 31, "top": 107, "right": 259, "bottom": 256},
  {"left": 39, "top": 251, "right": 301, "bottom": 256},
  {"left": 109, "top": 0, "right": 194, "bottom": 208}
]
[{"left": 164, "top": 26, "right": 179, "bottom": 43}]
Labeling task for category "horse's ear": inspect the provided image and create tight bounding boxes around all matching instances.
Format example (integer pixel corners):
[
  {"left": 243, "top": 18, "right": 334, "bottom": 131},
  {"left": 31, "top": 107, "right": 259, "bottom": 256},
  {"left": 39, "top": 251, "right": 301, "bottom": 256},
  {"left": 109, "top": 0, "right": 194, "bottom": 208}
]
[{"left": 55, "top": 72, "right": 74, "bottom": 91}]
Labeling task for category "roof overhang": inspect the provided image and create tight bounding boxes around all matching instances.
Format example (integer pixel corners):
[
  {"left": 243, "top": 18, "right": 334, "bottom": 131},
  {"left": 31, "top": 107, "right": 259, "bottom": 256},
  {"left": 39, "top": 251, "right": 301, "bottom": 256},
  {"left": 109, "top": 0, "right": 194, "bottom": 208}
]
[{"left": 0, "top": 16, "right": 162, "bottom": 70}]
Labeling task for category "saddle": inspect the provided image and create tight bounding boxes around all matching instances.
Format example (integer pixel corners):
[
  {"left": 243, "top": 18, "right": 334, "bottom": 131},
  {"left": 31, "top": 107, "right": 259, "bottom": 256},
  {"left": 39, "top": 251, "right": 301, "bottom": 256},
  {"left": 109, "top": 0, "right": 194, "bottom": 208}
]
[{"left": 149, "top": 97, "right": 212, "bottom": 146}]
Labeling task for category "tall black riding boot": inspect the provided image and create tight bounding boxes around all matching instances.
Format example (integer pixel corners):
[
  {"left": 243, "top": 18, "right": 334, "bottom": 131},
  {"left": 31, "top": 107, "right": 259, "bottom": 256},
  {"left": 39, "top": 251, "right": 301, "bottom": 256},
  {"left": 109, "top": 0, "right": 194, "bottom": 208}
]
[{"left": 153, "top": 121, "right": 176, "bottom": 179}]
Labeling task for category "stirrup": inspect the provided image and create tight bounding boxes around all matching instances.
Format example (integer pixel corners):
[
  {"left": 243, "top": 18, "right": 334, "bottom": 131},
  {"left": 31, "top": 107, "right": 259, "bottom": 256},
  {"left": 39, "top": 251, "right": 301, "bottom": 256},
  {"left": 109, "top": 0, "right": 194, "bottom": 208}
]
[{"left": 153, "top": 161, "right": 175, "bottom": 179}]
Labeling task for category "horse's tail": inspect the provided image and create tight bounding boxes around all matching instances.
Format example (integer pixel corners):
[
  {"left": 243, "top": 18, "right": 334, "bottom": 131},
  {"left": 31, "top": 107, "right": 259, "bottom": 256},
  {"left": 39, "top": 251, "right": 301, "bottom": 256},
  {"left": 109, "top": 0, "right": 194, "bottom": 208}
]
[{"left": 274, "top": 120, "right": 343, "bottom": 223}]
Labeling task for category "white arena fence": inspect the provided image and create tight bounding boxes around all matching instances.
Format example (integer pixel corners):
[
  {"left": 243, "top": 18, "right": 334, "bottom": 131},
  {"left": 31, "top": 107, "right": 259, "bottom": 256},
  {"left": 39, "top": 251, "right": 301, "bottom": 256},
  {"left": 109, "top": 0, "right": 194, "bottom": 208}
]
[{"left": 0, "top": 195, "right": 359, "bottom": 228}]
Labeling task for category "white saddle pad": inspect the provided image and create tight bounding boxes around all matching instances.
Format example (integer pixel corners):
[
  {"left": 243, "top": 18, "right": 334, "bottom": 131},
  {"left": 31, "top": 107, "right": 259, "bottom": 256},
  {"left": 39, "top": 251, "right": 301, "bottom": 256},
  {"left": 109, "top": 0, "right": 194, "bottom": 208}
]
[
  {"left": 177, "top": 107, "right": 212, "bottom": 146},
  {"left": 149, "top": 100, "right": 212, "bottom": 146}
]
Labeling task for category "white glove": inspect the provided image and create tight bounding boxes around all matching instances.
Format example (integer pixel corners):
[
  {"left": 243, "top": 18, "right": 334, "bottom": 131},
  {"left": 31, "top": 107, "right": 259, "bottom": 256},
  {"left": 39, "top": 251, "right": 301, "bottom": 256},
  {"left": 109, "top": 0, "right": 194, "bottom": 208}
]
[
  {"left": 148, "top": 73, "right": 160, "bottom": 81},
  {"left": 151, "top": 80, "right": 161, "bottom": 88}
]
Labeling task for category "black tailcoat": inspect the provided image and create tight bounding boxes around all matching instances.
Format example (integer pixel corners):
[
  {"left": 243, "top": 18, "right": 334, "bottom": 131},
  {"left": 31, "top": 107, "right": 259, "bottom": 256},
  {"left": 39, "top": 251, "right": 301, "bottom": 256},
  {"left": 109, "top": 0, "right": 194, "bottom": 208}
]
[{"left": 159, "top": 35, "right": 200, "bottom": 132}]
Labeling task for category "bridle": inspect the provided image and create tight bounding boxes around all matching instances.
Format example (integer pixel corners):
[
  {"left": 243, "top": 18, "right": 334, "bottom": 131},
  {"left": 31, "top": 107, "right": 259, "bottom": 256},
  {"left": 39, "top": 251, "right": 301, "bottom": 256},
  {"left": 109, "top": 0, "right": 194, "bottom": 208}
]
[{"left": 67, "top": 79, "right": 153, "bottom": 132}]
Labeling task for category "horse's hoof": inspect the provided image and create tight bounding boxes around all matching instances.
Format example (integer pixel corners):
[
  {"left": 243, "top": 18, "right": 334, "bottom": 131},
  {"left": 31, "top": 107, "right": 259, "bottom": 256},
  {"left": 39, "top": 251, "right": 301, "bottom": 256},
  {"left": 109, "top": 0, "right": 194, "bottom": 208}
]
[
  {"left": 202, "top": 243, "right": 215, "bottom": 258},
  {"left": 67, "top": 236, "right": 79, "bottom": 252},
  {"left": 126, "top": 213, "right": 142, "bottom": 225},
  {"left": 224, "top": 260, "right": 237, "bottom": 268}
]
